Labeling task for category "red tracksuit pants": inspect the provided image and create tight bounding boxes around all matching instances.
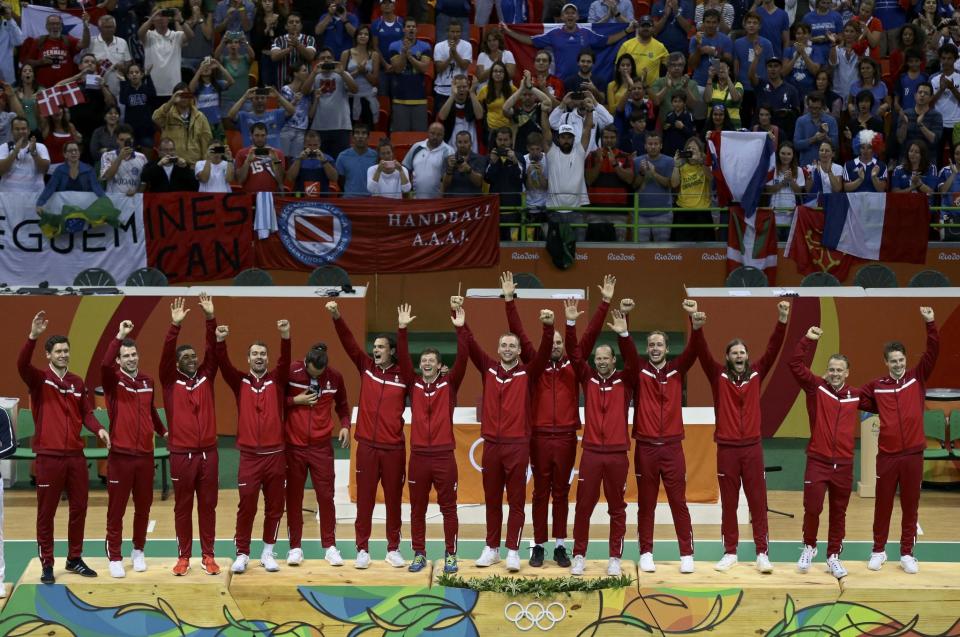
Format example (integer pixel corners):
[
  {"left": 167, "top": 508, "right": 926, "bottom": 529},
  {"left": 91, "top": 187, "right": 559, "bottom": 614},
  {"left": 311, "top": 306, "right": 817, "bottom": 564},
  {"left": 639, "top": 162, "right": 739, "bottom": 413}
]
[
  {"left": 482, "top": 439, "right": 529, "bottom": 551},
  {"left": 408, "top": 449, "right": 459, "bottom": 554},
  {"left": 872, "top": 451, "right": 923, "bottom": 556},
  {"left": 802, "top": 456, "right": 853, "bottom": 556},
  {"left": 572, "top": 449, "right": 628, "bottom": 558},
  {"left": 530, "top": 432, "right": 578, "bottom": 545},
  {"left": 36, "top": 454, "right": 88, "bottom": 568},
  {"left": 105, "top": 452, "right": 155, "bottom": 562},
  {"left": 171, "top": 450, "right": 219, "bottom": 559},
  {"left": 717, "top": 442, "right": 769, "bottom": 555},
  {"left": 354, "top": 441, "right": 405, "bottom": 552},
  {"left": 635, "top": 441, "right": 694, "bottom": 556},
  {"left": 235, "top": 451, "right": 286, "bottom": 556},
  {"left": 286, "top": 444, "right": 337, "bottom": 549}
]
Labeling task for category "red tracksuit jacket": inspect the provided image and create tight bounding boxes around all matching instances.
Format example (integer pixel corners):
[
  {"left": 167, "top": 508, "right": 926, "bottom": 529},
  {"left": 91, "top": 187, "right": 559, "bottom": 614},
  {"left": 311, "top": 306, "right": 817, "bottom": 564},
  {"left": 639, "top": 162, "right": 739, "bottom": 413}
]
[
  {"left": 159, "top": 318, "right": 220, "bottom": 453},
  {"left": 860, "top": 321, "right": 939, "bottom": 456},
  {"left": 698, "top": 321, "right": 786, "bottom": 445},
  {"left": 333, "top": 316, "right": 407, "bottom": 449},
  {"left": 467, "top": 322, "right": 554, "bottom": 443},
  {"left": 632, "top": 323, "right": 704, "bottom": 444},
  {"left": 101, "top": 337, "right": 167, "bottom": 456},
  {"left": 398, "top": 325, "right": 468, "bottom": 452},
  {"left": 18, "top": 338, "right": 104, "bottom": 455},
  {"left": 285, "top": 362, "right": 350, "bottom": 447},
  {"left": 788, "top": 336, "right": 869, "bottom": 465},
  {"left": 218, "top": 337, "right": 291, "bottom": 454}
]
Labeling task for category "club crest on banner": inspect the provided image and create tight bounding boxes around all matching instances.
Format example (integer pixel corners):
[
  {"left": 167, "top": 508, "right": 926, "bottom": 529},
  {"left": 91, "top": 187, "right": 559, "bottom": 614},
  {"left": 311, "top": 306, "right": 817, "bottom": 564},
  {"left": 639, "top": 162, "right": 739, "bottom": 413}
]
[{"left": 277, "top": 202, "right": 352, "bottom": 266}]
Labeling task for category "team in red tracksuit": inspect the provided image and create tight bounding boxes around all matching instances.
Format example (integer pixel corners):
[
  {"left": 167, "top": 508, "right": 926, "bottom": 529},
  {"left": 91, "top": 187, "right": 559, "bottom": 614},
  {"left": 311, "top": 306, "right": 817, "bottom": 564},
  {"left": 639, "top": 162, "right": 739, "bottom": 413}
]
[
  {"left": 101, "top": 333, "right": 167, "bottom": 565},
  {"left": 789, "top": 333, "right": 869, "bottom": 558},
  {"left": 568, "top": 321, "right": 639, "bottom": 560},
  {"left": 331, "top": 310, "right": 409, "bottom": 554},
  {"left": 859, "top": 316, "right": 939, "bottom": 559},
  {"left": 18, "top": 330, "right": 106, "bottom": 574},
  {"left": 466, "top": 318, "right": 554, "bottom": 554},
  {"left": 698, "top": 313, "right": 787, "bottom": 558},
  {"left": 398, "top": 322, "right": 468, "bottom": 558},
  {"left": 160, "top": 312, "right": 220, "bottom": 566},
  {"left": 284, "top": 354, "right": 350, "bottom": 553},
  {"left": 218, "top": 329, "right": 291, "bottom": 559}
]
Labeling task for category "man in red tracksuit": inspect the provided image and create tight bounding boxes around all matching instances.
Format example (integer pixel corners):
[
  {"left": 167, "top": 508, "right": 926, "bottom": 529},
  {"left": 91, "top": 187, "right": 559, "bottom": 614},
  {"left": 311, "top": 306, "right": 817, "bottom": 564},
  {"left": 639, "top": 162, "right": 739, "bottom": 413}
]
[
  {"left": 284, "top": 342, "right": 351, "bottom": 568},
  {"left": 566, "top": 307, "right": 637, "bottom": 577},
  {"left": 789, "top": 326, "right": 869, "bottom": 579},
  {"left": 697, "top": 300, "right": 789, "bottom": 574},
  {"left": 160, "top": 295, "right": 221, "bottom": 577},
  {"left": 19, "top": 311, "right": 111, "bottom": 584},
  {"left": 101, "top": 319, "right": 168, "bottom": 579},
  {"left": 218, "top": 319, "right": 291, "bottom": 575},
  {"left": 325, "top": 300, "right": 410, "bottom": 570},
  {"left": 501, "top": 271, "right": 616, "bottom": 568},
  {"left": 860, "top": 307, "right": 939, "bottom": 575},
  {"left": 467, "top": 307, "right": 554, "bottom": 572},
  {"left": 397, "top": 303, "right": 468, "bottom": 574},
  {"left": 630, "top": 299, "right": 705, "bottom": 575}
]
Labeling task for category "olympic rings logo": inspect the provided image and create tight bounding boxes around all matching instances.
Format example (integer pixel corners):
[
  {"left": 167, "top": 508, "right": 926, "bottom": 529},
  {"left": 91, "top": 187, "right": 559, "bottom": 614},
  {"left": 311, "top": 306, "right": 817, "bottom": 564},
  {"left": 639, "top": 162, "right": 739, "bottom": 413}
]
[{"left": 503, "top": 601, "right": 567, "bottom": 631}]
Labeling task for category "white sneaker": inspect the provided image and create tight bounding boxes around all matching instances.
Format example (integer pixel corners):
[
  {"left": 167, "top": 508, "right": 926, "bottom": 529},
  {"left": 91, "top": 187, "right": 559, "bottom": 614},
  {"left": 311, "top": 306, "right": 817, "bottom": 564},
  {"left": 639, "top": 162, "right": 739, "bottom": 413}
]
[
  {"left": 826, "top": 554, "right": 848, "bottom": 579},
  {"left": 324, "top": 546, "right": 344, "bottom": 566},
  {"left": 797, "top": 545, "right": 817, "bottom": 573},
  {"left": 867, "top": 551, "right": 887, "bottom": 571},
  {"left": 900, "top": 555, "right": 919, "bottom": 574},
  {"left": 607, "top": 557, "right": 622, "bottom": 576},
  {"left": 261, "top": 550, "right": 279, "bottom": 572},
  {"left": 639, "top": 552, "right": 656, "bottom": 573},
  {"left": 506, "top": 549, "right": 521, "bottom": 572},
  {"left": 130, "top": 549, "right": 146, "bottom": 572},
  {"left": 475, "top": 546, "right": 501, "bottom": 567},
  {"left": 714, "top": 554, "right": 738, "bottom": 572},
  {"left": 355, "top": 549, "right": 371, "bottom": 569},
  {"left": 755, "top": 553, "right": 773, "bottom": 574},
  {"left": 385, "top": 550, "right": 406, "bottom": 568},
  {"left": 287, "top": 548, "right": 304, "bottom": 566},
  {"left": 108, "top": 560, "right": 126, "bottom": 579},
  {"left": 231, "top": 554, "right": 249, "bottom": 574},
  {"left": 570, "top": 554, "right": 586, "bottom": 576},
  {"left": 679, "top": 555, "right": 695, "bottom": 574}
]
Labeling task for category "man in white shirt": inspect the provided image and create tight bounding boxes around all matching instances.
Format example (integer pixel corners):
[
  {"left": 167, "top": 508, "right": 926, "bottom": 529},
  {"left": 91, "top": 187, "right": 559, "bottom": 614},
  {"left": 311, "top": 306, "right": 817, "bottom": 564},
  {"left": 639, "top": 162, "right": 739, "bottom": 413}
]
[
  {"left": 100, "top": 125, "right": 147, "bottom": 196},
  {"left": 0, "top": 117, "right": 50, "bottom": 192},
  {"left": 87, "top": 15, "right": 133, "bottom": 96},
  {"left": 402, "top": 122, "right": 454, "bottom": 198},
  {"left": 195, "top": 143, "right": 235, "bottom": 192},
  {"left": 138, "top": 7, "right": 194, "bottom": 98},
  {"left": 0, "top": 3, "right": 23, "bottom": 85},
  {"left": 932, "top": 44, "right": 960, "bottom": 164},
  {"left": 542, "top": 107, "right": 593, "bottom": 241},
  {"left": 432, "top": 23, "right": 472, "bottom": 108},
  {"left": 548, "top": 93, "right": 613, "bottom": 153}
]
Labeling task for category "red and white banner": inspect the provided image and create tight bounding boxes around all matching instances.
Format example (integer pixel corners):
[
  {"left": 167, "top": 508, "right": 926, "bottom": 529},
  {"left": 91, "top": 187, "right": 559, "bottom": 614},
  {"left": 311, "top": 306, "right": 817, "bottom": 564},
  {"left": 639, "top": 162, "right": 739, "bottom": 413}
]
[{"left": 37, "top": 83, "right": 86, "bottom": 117}]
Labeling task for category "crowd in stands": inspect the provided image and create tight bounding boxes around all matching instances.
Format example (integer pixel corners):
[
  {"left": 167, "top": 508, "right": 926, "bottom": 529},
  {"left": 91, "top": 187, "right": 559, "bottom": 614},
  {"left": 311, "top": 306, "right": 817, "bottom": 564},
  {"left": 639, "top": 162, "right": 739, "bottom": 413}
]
[{"left": 1, "top": 0, "right": 959, "bottom": 240}]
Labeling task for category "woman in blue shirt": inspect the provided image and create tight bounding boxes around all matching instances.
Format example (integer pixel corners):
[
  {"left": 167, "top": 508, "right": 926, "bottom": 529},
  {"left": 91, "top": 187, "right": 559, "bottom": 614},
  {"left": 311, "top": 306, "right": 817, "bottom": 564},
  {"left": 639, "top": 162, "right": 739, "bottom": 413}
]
[
  {"left": 848, "top": 57, "right": 889, "bottom": 118},
  {"left": 36, "top": 141, "right": 106, "bottom": 209},
  {"left": 891, "top": 141, "right": 938, "bottom": 195}
]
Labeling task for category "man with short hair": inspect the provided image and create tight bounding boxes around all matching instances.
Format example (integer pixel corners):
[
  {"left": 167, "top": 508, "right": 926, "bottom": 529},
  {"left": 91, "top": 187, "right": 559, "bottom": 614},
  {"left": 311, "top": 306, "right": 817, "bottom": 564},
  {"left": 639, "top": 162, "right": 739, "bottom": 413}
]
[
  {"left": 308, "top": 47, "right": 357, "bottom": 160},
  {"left": 897, "top": 82, "right": 942, "bottom": 155},
  {"left": 270, "top": 12, "right": 317, "bottom": 87},
  {"left": 802, "top": 0, "right": 843, "bottom": 65},
  {"left": 633, "top": 131, "right": 674, "bottom": 242},
  {"left": 236, "top": 122, "right": 286, "bottom": 193},
  {"left": 403, "top": 122, "right": 454, "bottom": 198},
  {"left": 652, "top": 52, "right": 703, "bottom": 125},
  {"left": 138, "top": 7, "right": 193, "bottom": 99},
  {"left": 227, "top": 86, "right": 296, "bottom": 148},
  {"left": 757, "top": 0, "right": 790, "bottom": 57},
  {"left": 335, "top": 122, "right": 378, "bottom": 196},
  {"left": 794, "top": 91, "right": 839, "bottom": 165},
  {"left": 0, "top": 117, "right": 50, "bottom": 192},
  {"left": 19, "top": 311, "right": 111, "bottom": 585},
  {"left": 733, "top": 12, "right": 773, "bottom": 128},
  {"left": 688, "top": 9, "right": 734, "bottom": 91},
  {"left": 87, "top": 14, "right": 133, "bottom": 95},
  {"left": 388, "top": 17, "right": 432, "bottom": 132},
  {"left": 585, "top": 124, "right": 634, "bottom": 241},
  {"left": 371, "top": 0, "right": 404, "bottom": 95},
  {"left": 288, "top": 129, "right": 338, "bottom": 195},
  {"left": 152, "top": 86, "right": 213, "bottom": 164},
  {"left": 20, "top": 11, "right": 90, "bottom": 88},
  {"left": 563, "top": 49, "right": 604, "bottom": 104},
  {"left": 140, "top": 137, "right": 200, "bottom": 192},
  {"left": 549, "top": 92, "right": 614, "bottom": 154},
  {"left": 616, "top": 15, "right": 668, "bottom": 87},
  {"left": 101, "top": 125, "right": 148, "bottom": 195},
  {"left": 542, "top": 97, "right": 594, "bottom": 239},
  {"left": 437, "top": 74, "right": 484, "bottom": 151},
  {"left": 930, "top": 45, "right": 960, "bottom": 161},
  {"left": 433, "top": 22, "right": 472, "bottom": 107},
  {"left": 442, "top": 129, "right": 486, "bottom": 195},
  {"left": 484, "top": 128, "right": 524, "bottom": 235},
  {"left": 754, "top": 57, "right": 801, "bottom": 137},
  {"left": 650, "top": 0, "right": 695, "bottom": 55},
  {"left": 314, "top": 0, "right": 359, "bottom": 59}
]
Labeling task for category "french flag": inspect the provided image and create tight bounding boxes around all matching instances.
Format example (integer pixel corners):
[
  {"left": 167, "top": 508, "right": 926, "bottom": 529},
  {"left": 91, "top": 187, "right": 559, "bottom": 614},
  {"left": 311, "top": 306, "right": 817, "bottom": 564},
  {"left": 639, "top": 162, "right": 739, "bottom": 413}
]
[{"left": 822, "top": 192, "right": 929, "bottom": 263}]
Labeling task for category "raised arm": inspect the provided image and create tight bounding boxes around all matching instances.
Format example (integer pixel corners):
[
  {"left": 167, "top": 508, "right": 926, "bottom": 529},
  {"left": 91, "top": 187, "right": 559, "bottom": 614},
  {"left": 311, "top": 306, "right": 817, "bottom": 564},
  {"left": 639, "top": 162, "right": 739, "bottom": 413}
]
[
  {"left": 755, "top": 301, "right": 790, "bottom": 379},
  {"left": 527, "top": 310, "right": 556, "bottom": 378},
  {"left": 18, "top": 312, "right": 49, "bottom": 387},
  {"left": 501, "top": 271, "right": 535, "bottom": 362},
  {"left": 789, "top": 327, "right": 825, "bottom": 391},
  {"left": 275, "top": 320, "right": 291, "bottom": 387},
  {"left": 197, "top": 293, "right": 219, "bottom": 377},
  {"left": 609, "top": 309, "right": 640, "bottom": 377},
  {"left": 578, "top": 274, "right": 616, "bottom": 357},
  {"left": 449, "top": 307, "right": 470, "bottom": 388},
  {"left": 396, "top": 303, "right": 417, "bottom": 383},
  {"left": 669, "top": 299, "right": 705, "bottom": 373},
  {"left": 915, "top": 306, "right": 939, "bottom": 381},
  {"left": 101, "top": 320, "right": 133, "bottom": 394},
  {"left": 215, "top": 325, "right": 243, "bottom": 392}
]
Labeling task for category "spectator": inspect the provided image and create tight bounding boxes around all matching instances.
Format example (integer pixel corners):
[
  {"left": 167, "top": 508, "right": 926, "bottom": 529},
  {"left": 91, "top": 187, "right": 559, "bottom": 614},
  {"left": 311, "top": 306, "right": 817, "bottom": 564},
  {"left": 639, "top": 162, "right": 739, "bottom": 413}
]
[
  {"left": 236, "top": 121, "right": 285, "bottom": 192},
  {"left": 894, "top": 49, "right": 928, "bottom": 114},
  {"left": 913, "top": 0, "right": 941, "bottom": 68},
  {"left": 705, "top": 103, "right": 734, "bottom": 137},
  {"left": 504, "top": 72, "right": 553, "bottom": 155},
  {"left": 794, "top": 91, "right": 839, "bottom": 165},
  {"left": 616, "top": 16, "right": 668, "bottom": 89},
  {"left": 0, "top": 3, "right": 23, "bottom": 85},
  {"left": 801, "top": 0, "right": 843, "bottom": 65},
  {"left": 875, "top": 0, "right": 908, "bottom": 35},
  {"left": 815, "top": 70, "right": 844, "bottom": 120},
  {"left": 37, "top": 142, "right": 105, "bottom": 208},
  {"left": 549, "top": 93, "right": 615, "bottom": 153},
  {"left": 214, "top": 0, "right": 254, "bottom": 35},
  {"left": 20, "top": 11, "right": 90, "bottom": 89},
  {"left": 117, "top": 64, "right": 157, "bottom": 152},
  {"left": 287, "top": 129, "right": 338, "bottom": 194},
  {"left": 216, "top": 33, "right": 254, "bottom": 115},
  {"left": 607, "top": 54, "right": 639, "bottom": 108},
  {"left": 335, "top": 121, "right": 378, "bottom": 196},
  {"left": 478, "top": 0, "right": 527, "bottom": 25},
  {"left": 100, "top": 125, "right": 147, "bottom": 195},
  {"left": 652, "top": 52, "right": 703, "bottom": 126},
  {"left": 563, "top": 50, "right": 604, "bottom": 104},
  {"left": 529, "top": 50, "right": 563, "bottom": 106},
  {"left": 0, "top": 83, "right": 25, "bottom": 145},
  {"left": 16, "top": 65, "right": 41, "bottom": 134},
  {"left": 891, "top": 140, "right": 938, "bottom": 195},
  {"left": 278, "top": 62, "right": 315, "bottom": 159},
  {"left": 153, "top": 85, "right": 213, "bottom": 164},
  {"left": 476, "top": 28, "right": 517, "bottom": 90},
  {"left": 140, "top": 137, "right": 199, "bottom": 192},
  {"left": 843, "top": 90, "right": 884, "bottom": 159},
  {"left": 58, "top": 53, "right": 115, "bottom": 159},
  {"left": 669, "top": 136, "right": 714, "bottom": 241},
  {"left": 194, "top": 142, "right": 235, "bottom": 192},
  {"left": 694, "top": 0, "right": 734, "bottom": 32},
  {"left": 367, "top": 138, "right": 411, "bottom": 198},
  {"left": 183, "top": 0, "right": 215, "bottom": 73},
  {"left": 308, "top": 47, "right": 357, "bottom": 161},
  {"left": 251, "top": 0, "right": 281, "bottom": 86},
  {"left": 804, "top": 140, "right": 843, "bottom": 204},
  {"left": 932, "top": 44, "right": 960, "bottom": 162},
  {"left": 633, "top": 131, "right": 674, "bottom": 242},
  {"left": 704, "top": 61, "right": 743, "bottom": 127},
  {"left": 614, "top": 78, "right": 655, "bottom": 134},
  {"left": 850, "top": 0, "right": 882, "bottom": 60},
  {"left": 370, "top": 0, "right": 404, "bottom": 95},
  {"left": 755, "top": 57, "right": 801, "bottom": 141},
  {"left": 662, "top": 90, "right": 695, "bottom": 156},
  {"left": 90, "top": 106, "right": 122, "bottom": 163},
  {"left": 314, "top": 0, "right": 358, "bottom": 60},
  {"left": 539, "top": 103, "right": 593, "bottom": 239},
  {"left": 86, "top": 14, "right": 132, "bottom": 96},
  {"left": 621, "top": 109, "right": 651, "bottom": 154},
  {"left": 523, "top": 131, "right": 549, "bottom": 233},
  {"left": 41, "top": 109, "right": 82, "bottom": 173},
  {"left": 753, "top": 103, "right": 780, "bottom": 146},
  {"left": 139, "top": 7, "right": 194, "bottom": 100},
  {"left": 227, "top": 86, "right": 295, "bottom": 147},
  {"left": 651, "top": 0, "right": 695, "bottom": 55},
  {"left": 733, "top": 12, "right": 773, "bottom": 128},
  {"left": 270, "top": 12, "right": 317, "bottom": 88},
  {"left": 848, "top": 57, "right": 889, "bottom": 118},
  {"left": 403, "top": 122, "right": 454, "bottom": 198},
  {"left": 937, "top": 144, "right": 960, "bottom": 239},
  {"left": 433, "top": 22, "right": 472, "bottom": 110},
  {"left": 756, "top": 0, "right": 789, "bottom": 58},
  {"left": 843, "top": 130, "right": 887, "bottom": 192},
  {"left": 443, "top": 129, "right": 488, "bottom": 196},
  {"left": 829, "top": 24, "right": 860, "bottom": 103},
  {"left": 689, "top": 10, "right": 734, "bottom": 92},
  {"left": 0, "top": 117, "right": 50, "bottom": 192},
  {"left": 189, "top": 57, "right": 233, "bottom": 140},
  {"left": 889, "top": 24, "right": 923, "bottom": 78},
  {"left": 435, "top": 0, "right": 470, "bottom": 42},
  {"left": 483, "top": 128, "right": 523, "bottom": 224},
  {"left": 897, "top": 82, "right": 942, "bottom": 155},
  {"left": 783, "top": 23, "right": 819, "bottom": 97},
  {"left": 388, "top": 17, "right": 432, "bottom": 132},
  {"left": 585, "top": 124, "right": 634, "bottom": 240},
  {"left": 765, "top": 141, "right": 804, "bottom": 238},
  {"left": 589, "top": 0, "right": 634, "bottom": 24},
  {"left": 438, "top": 74, "right": 484, "bottom": 151},
  {"left": 340, "top": 25, "right": 379, "bottom": 129},
  {"left": 478, "top": 61, "right": 516, "bottom": 148}
]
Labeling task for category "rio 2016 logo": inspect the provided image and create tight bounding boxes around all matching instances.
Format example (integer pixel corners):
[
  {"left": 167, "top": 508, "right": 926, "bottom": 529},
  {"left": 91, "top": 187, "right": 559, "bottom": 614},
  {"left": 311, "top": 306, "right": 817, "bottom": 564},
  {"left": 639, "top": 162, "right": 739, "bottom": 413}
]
[{"left": 278, "top": 202, "right": 352, "bottom": 266}]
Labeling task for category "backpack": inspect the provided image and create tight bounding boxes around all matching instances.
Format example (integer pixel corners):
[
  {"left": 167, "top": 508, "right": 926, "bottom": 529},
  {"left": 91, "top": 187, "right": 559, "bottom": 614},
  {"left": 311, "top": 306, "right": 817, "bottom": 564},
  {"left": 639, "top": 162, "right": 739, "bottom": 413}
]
[
  {"left": 0, "top": 399, "right": 19, "bottom": 460},
  {"left": 545, "top": 220, "right": 576, "bottom": 270}
]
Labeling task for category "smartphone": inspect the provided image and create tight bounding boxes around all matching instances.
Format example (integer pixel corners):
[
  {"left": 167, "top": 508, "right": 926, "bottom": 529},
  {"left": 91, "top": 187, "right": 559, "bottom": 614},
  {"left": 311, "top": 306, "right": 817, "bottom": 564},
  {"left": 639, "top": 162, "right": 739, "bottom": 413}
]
[
  {"left": 161, "top": 8, "right": 175, "bottom": 17},
  {"left": 255, "top": 87, "right": 270, "bottom": 96},
  {"left": 678, "top": 150, "right": 694, "bottom": 159},
  {"left": 569, "top": 91, "right": 584, "bottom": 101},
  {"left": 306, "top": 150, "right": 319, "bottom": 158},
  {"left": 212, "top": 145, "right": 226, "bottom": 154},
  {"left": 320, "top": 62, "right": 336, "bottom": 71},
  {"left": 124, "top": 139, "right": 134, "bottom": 148},
  {"left": 179, "top": 91, "right": 193, "bottom": 99},
  {"left": 254, "top": 147, "right": 270, "bottom": 156}
]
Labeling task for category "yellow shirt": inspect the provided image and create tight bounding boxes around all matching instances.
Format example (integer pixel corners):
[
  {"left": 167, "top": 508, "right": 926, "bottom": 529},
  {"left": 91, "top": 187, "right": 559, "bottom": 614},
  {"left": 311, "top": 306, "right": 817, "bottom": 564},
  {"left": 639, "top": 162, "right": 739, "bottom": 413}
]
[
  {"left": 606, "top": 81, "right": 630, "bottom": 111},
  {"left": 616, "top": 38, "right": 669, "bottom": 87},
  {"left": 478, "top": 85, "right": 515, "bottom": 130},
  {"left": 677, "top": 163, "right": 711, "bottom": 209}
]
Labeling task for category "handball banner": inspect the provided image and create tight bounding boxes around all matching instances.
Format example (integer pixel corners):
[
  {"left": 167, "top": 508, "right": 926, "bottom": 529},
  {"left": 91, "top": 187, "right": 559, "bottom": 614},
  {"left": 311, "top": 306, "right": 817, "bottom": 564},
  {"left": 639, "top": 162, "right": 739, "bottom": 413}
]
[{"left": 256, "top": 195, "right": 500, "bottom": 273}]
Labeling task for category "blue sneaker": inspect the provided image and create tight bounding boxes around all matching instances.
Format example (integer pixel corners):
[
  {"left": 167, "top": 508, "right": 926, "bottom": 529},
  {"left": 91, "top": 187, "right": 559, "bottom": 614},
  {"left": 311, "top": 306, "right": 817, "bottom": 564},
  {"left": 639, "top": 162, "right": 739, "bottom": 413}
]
[
  {"left": 444, "top": 553, "right": 459, "bottom": 573},
  {"left": 408, "top": 553, "right": 427, "bottom": 573}
]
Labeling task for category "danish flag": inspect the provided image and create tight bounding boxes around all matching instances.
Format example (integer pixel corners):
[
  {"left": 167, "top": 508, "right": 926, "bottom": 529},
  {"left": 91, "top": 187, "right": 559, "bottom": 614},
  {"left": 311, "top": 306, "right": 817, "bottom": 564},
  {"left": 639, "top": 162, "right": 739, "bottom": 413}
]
[
  {"left": 36, "top": 82, "right": 86, "bottom": 117},
  {"left": 57, "top": 82, "right": 86, "bottom": 108}
]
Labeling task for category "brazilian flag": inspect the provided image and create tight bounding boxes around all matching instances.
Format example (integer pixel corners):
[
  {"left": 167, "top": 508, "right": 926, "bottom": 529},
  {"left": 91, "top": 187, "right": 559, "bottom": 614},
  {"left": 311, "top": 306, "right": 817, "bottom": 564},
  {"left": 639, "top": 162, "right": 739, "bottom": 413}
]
[{"left": 37, "top": 196, "right": 123, "bottom": 238}]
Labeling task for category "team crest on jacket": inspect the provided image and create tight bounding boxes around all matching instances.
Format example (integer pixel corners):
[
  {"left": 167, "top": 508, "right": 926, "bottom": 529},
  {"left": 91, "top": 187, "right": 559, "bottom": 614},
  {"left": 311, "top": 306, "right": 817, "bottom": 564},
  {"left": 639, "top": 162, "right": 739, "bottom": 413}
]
[{"left": 278, "top": 202, "right": 352, "bottom": 266}]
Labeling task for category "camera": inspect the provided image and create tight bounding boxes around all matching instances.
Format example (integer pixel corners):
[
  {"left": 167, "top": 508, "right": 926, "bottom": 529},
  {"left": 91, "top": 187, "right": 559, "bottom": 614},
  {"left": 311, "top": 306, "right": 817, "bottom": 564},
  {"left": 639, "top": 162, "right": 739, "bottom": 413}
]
[
  {"left": 456, "top": 157, "right": 465, "bottom": 165},
  {"left": 336, "top": 5, "right": 345, "bottom": 14},
  {"left": 124, "top": 139, "right": 134, "bottom": 148},
  {"left": 255, "top": 87, "right": 269, "bottom": 96},
  {"left": 678, "top": 150, "right": 694, "bottom": 159},
  {"left": 254, "top": 147, "right": 270, "bottom": 156},
  {"left": 306, "top": 150, "right": 319, "bottom": 158},
  {"left": 212, "top": 145, "right": 226, "bottom": 154},
  {"left": 569, "top": 91, "right": 584, "bottom": 101},
  {"left": 320, "top": 62, "right": 336, "bottom": 71},
  {"left": 161, "top": 8, "right": 176, "bottom": 17}
]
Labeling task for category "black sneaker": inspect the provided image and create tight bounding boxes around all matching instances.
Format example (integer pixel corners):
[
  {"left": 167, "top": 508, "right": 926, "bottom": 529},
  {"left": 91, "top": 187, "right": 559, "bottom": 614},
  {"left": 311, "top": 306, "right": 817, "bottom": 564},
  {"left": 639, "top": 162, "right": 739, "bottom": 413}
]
[
  {"left": 40, "top": 566, "right": 55, "bottom": 584},
  {"left": 554, "top": 546, "right": 571, "bottom": 567},
  {"left": 65, "top": 558, "right": 98, "bottom": 577},
  {"left": 529, "top": 545, "right": 545, "bottom": 567}
]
